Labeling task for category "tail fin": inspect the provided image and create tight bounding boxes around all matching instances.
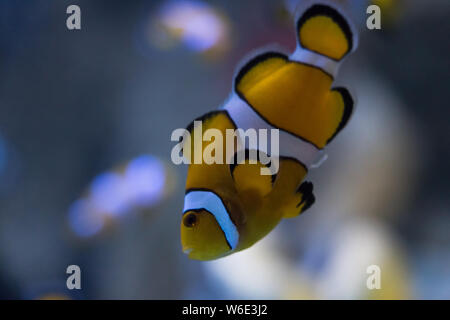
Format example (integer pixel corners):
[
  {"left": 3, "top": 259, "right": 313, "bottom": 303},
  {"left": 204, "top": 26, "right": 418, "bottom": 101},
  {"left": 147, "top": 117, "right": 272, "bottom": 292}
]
[{"left": 295, "top": 1, "right": 358, "bottom": 60}]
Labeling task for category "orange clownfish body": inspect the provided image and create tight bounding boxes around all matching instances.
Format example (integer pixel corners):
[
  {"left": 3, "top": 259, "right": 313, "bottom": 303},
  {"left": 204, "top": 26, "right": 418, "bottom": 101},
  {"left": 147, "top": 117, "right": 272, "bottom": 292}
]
[{"left": 180, "top": 1, "right": 358, "bottom": 260}]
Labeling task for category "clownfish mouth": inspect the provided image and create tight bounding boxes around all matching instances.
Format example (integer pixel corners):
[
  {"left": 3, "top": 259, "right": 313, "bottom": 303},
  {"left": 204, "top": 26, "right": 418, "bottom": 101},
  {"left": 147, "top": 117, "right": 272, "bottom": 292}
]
[{"left": 183, "top": 247, "right": 193, "bottom": 255}]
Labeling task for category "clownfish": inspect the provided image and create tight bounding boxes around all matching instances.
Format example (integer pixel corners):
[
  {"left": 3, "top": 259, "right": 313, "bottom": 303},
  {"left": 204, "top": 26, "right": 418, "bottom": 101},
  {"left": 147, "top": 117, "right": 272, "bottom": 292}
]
[{"left": 180, "top": 1, "right": 358, "bottom": 260}]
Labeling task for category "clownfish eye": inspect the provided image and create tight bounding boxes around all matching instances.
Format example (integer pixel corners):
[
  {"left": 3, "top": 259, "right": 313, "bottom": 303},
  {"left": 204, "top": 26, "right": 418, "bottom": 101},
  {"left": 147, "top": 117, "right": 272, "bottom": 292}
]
[{"left": 183, "top": 213, "right": 197, "bottom": 228}]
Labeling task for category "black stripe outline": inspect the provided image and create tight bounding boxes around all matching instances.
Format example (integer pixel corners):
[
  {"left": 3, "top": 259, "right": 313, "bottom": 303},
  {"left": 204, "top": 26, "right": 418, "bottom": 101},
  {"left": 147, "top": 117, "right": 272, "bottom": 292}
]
[
  {"left": 233, "top": 51, "right": 339, "bottom": 150},
  {"left": 296, "top": 4, "right": 353, "bottom": 61},
  {"left": 184, "top": 110, "right": 227, "bottom": 138},
  {"left": 215, "top": 108, "right": 310, "bottom": 173},
  {"left": 234, "top": 51, "right": 333, "bottom": 89},
  {"left": 326, "top": 87, "right": 354, "bottom": 144},
  {"left": 235, "top": 92, "right": 323, "bottom": 150}
]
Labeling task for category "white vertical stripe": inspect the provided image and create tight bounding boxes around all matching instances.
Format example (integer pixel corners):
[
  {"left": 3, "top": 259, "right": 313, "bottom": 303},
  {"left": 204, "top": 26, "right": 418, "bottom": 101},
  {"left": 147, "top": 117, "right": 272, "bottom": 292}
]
[
  {"left": 222, "top": 94, "right": 321, "bottom": 168},
  {"left": 183, "top": 190, "right": 239, "bottom": 250},
  {"left": 290, "top": 46, "right": 340, "bottom": 78}
]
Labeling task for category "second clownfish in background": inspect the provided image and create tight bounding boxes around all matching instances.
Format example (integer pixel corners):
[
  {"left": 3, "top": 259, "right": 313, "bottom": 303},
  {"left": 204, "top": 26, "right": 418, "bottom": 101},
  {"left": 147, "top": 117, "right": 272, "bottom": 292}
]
[{"left": 180, "top": 0, "right": 358, "bottom": 260}]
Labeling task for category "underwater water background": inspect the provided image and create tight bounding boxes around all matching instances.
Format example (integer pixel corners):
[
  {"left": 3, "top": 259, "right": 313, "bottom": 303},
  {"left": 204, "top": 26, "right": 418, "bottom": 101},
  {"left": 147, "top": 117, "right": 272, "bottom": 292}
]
[{"left": 0, "top": 0, "right": 449, "bottom": 299}]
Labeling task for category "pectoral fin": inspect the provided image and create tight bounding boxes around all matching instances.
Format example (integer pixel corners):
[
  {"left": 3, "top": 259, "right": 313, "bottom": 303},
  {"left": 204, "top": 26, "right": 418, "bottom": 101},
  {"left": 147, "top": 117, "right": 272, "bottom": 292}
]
[{"left": 230, "top": 149, "right": 276, "bottom": 198}]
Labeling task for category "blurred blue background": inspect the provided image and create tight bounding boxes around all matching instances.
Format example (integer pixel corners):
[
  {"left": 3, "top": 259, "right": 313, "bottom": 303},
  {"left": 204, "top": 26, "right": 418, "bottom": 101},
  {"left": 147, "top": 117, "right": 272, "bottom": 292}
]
[{"left": 0, "top": 0, "right": 449, "bottom": 299}]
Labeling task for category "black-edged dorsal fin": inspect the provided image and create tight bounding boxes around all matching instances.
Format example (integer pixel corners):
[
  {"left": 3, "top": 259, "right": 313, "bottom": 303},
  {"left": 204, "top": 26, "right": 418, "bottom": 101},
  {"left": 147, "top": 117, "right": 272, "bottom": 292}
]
[{"left": 234, "top": 52, "right": 288, "bottom": 98}]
